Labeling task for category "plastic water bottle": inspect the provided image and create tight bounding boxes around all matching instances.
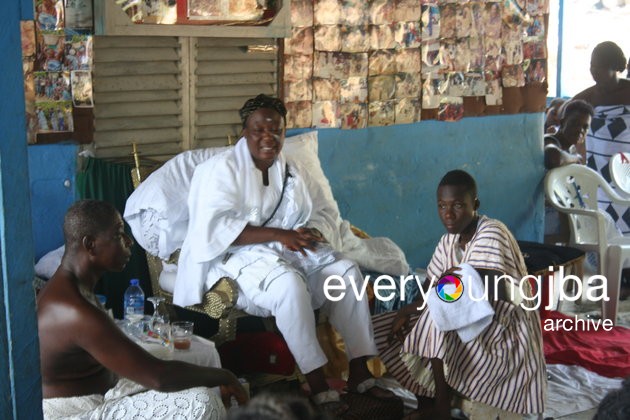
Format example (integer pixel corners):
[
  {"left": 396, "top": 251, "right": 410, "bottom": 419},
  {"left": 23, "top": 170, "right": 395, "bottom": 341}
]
[{"left": 123, "top": 279, "right": 145, "bottom": 322}]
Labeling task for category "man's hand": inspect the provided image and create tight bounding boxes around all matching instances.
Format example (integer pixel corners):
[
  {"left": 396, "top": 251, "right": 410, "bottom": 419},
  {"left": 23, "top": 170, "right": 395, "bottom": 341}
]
[
  {"left": 279, "top": 227, "right": 325, "bottom": 255},
  {"left": 220, "top": 375, "right": 249, "bottom": 408}
]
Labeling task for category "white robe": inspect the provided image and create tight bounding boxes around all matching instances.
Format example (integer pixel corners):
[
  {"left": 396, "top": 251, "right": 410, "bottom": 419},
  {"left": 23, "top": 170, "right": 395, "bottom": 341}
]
[
  {"left": 174, "top": 138, "right": 377, "bottom": 373},
  {"left": 174, "top": 137, "right": 337, "bottom": 307}
]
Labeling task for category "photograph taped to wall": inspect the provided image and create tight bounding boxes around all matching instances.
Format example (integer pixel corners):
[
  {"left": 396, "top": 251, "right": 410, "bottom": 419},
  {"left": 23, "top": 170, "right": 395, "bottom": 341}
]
[
  {"left": 314, "top": 25, "right": 342, "bottom": 52},
  {"left": 25, "top": 101, "right": 38, "bottom": 143},
  {"left": 440, "top": 4, "right": 456, "bottom": 38},
  {"left": 503, "top": 39, "right": 523, "bottom": 65},
  {"left": 454, "top": 38, "right": 472, "bottom": 72},
  {"left": 483, "top": 2, "right": 502, "bottom": 38},
  {"left": 502, "top": 0, "right": 528, "bottom": 28},
  {"left": 523, "top": 40, "right": 547, "bottom": 59},
  {"left": 422, "top": 74, "right": 446, "bottom": 109},
  {"left": 286, "top": 100, "right": 312, "bottom": 128},
  {"left": 395, "top": 97, "right": 421, "bottom": 124},
  {"left": 64, "top": 0, "right": 93, "bottom": 30},
  {"left": 37, "top": 32, "right": 65, "bottom": 72},
  {"left": 284, "top": 54, "right": 314, "bottom": 82},
  {"left": 439, "top": 40, "right": 457, "bottom": 72},
  {"left": 21, "top": 21, "right": 36, "bottom": 58},
  {"left": 341, "top": 25, "right": 370, "bottom": 53},
  {"left": 313, "top": 100, "right": 340, "bottom": 128},
  {"left": 35, "top": 100, "right": 73, "bottom": 132},
  {"left": 438, "top": 96, "right": 464, "bottom": 122},
  {"left": 396, "top": 48, "right": 421, "bottom": 73},
  {"left": 340, "top": 77, "right": 368, "bottom": 103},
  {"left": 34, "top": 71, "right": 71, "bottom": 102},
  {"left": 23, "top": 59, "right": 35, "bottom": 103},
  {"left": 484, "top": 35, "right": 502, "bottom": 57},
  {"left": 348, "top": 53, "right": 368, "bottom": 76},
  {"left": 370, "top": 24, "right": 396, "bottom": 50},
  {"left": 284, "top": 79, "right": 313, "bottom": 102},
  {"left": 485, "top": 72, "right": 502, "bottom": 105},
  {"left": 422, "top": 40, "right": 442, "bottom": 74},
  {"left": 36, "top": 0, "right": 64, "bottom": 32},
  {"left": 368, "top": 100, "right": 395, "bottom": 126},
  {"left": 368, "top": 75, "right": 396, "bottom": 101},
  {"left": 421, "top": 4, "right": 440, "bottom": 41},
  {"left": 484, "top": 54, "right": 504, "bottom": 73},
  {"left": 314, "top": 0, "right": 341, "bottom": 25},
  {"left": 369, "top": 0, "right": 395, "bottom": 25},
  {"left": 526, "top": 0, "right": 548, "bottom": 16},
  {"left": 395, "top": 72, "right": 422, "bottom": 98},
  {"left": 187, "top": 0, "right": 263, "bottom": 21},
  {"left": 465, "top": 72, "right": 486, "bottom": 96},
  {"left": 285, "top": 27, "right": 314, "bottom": 55},
  {"left": 445, "top": 71, "right": 466, "bottom": 96},
  {"left": 470, "top": 2, "right": 483, "bottom": 37},
  {"left": 313, "top": 78, "right": 340, "bottom": 101},
  {"left": 456, "top": 4, "right": 473, "bottom": 38},
  {"left": 395, "top": 21, "right": 421, "bottom": 49},
  {"left": 525, "top": 15, "right": 545, "bottom": 39},
  {"left": 70, "top": 70, "right": 93, "bottom": 107},
  {"left": 501, "top": 64, "right": 525, "bottom": 87},
  {"left": 291, "top": 0, "right": 314, "bottom": 27},
  {"left": 340, "top": 103, "right": 367, "bottom": 129},
  {"left": 314, "top": 51, "right": 349, "bottom": 79},
  {"left": 395, "top": 0, "right": 422, "bottom": 22},
  {"left": 525, "top": 59, "right": 546, "bottom": 83},
  {"left": 468, "top": 37, "right": 483, "bottom": 72},
  {"left": 369, "top": 50, "right": 397, "bottom": 75},
  {"left": 63, "top": 34, "right": 92, "bottom": 71},
  {"left": 341, "top": 0, "right": 368, "bottom": 25}
]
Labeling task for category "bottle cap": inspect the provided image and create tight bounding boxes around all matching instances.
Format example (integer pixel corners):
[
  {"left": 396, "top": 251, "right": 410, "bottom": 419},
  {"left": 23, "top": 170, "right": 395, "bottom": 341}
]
[{"left": 130, "top": 279, "right": 139, "bottom": 286}]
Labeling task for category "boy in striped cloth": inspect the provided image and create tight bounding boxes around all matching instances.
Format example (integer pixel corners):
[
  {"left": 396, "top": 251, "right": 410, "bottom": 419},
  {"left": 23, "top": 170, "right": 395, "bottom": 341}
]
[{"left": 373, "top": 170, "right": 546, "bottom": 419}]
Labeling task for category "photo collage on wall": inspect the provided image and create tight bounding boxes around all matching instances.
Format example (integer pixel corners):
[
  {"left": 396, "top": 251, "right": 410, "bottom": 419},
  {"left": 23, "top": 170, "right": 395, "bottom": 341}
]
[
  {"left": 22, "top": 0, "right": 94, "bottom": 142},
  {"left": 284, "top": 0, "right": 548, "bottom": 128}
]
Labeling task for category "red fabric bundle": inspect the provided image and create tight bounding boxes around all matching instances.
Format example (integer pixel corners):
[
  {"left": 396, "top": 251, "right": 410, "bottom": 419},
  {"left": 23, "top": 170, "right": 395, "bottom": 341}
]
[
  {"left": 542, "top": 310, "right": 630, "bottom": 378},
  {"left": 218, "top": 331, "right": 296, "bottom": 376}
]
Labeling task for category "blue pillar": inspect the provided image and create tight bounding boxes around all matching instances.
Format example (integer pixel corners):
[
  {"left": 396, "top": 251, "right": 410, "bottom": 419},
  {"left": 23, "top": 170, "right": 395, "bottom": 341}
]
[{"left": 0, "top": 0, "right": 42, "bottom": 418}]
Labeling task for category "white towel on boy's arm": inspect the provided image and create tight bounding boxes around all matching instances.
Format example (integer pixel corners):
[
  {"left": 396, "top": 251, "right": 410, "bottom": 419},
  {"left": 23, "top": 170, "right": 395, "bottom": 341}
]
[{"left": 427, "top": 263, "right": 495, "bottom": 343}]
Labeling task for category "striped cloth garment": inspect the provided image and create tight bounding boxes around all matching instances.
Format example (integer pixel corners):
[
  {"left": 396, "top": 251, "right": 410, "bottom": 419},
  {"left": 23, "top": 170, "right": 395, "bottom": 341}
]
[
  {"left": 586, "top": 105, "right": 630, "bottom": 234},
  {"left": 372, "top": 215, "right": 546, "bottom": 414}
]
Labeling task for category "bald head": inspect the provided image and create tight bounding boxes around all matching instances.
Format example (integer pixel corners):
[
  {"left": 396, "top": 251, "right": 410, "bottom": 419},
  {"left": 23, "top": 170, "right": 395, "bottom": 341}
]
[{"left": 64, "top": 200, "right": 119, "bottom": 250}]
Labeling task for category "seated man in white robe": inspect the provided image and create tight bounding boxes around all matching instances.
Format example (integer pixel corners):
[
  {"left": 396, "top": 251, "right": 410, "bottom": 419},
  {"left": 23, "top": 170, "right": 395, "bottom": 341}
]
[
  {"left": 175, "top": 94, "right": 395, "bottom": 415},
  {"left": 37, "top": 200, "right": 248, "bottom": 419}
]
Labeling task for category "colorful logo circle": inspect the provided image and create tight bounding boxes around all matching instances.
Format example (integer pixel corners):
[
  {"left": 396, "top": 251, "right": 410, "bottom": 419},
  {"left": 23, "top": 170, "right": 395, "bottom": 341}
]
[{"left": 436, "top": 274, "right": 464, "bottom": 302}]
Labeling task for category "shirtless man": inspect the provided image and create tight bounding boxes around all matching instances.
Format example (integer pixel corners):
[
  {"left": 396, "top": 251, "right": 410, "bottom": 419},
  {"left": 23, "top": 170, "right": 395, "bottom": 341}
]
[{"left": 37, "top": 199, "right": 247, "bottom": 419}]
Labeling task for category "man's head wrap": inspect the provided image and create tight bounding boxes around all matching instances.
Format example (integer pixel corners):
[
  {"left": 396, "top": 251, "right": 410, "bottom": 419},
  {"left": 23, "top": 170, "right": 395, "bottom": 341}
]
[{"left": 239, "top": 94, "right": 287, "bottom": 128}]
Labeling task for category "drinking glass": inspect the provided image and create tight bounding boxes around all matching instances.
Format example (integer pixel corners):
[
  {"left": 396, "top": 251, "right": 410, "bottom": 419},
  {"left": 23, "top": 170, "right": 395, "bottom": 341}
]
[{"left": 147, "top": 296, "right": 171, "bottom": 347}]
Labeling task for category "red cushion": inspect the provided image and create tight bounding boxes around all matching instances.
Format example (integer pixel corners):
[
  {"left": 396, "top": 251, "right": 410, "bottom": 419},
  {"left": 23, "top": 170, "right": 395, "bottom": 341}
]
[{"left": 218, "top": 331, "right": 296, "bottom": 376}]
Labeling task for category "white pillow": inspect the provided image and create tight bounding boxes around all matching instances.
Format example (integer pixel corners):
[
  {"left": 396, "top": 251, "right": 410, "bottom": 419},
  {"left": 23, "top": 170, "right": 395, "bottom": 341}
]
[
  {"left": 124, "top": 147, "right": 230, "bottom": 258},
  {"left": 35, "top": 245, "right": 65, "bottom": 279}
]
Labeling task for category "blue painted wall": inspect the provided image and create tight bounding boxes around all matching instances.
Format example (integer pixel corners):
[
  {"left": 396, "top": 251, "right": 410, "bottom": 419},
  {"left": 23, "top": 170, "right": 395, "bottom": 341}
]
[
  {"left": 292, "top": 112, "right": 545, "bottom": 270},
  {"left": 28, "top": 144, "right": 77, "bottom": 260},
  {"left": 0, "top": 0, "right": 43, "bottom": 416}
]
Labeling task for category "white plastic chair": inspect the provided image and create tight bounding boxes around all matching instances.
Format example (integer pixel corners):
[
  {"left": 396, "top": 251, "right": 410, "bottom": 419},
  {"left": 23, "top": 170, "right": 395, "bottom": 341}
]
[
  {"left": 545, "top": 164, "right": 630, "bottom": 324},
  {"left": 609, "top": 152, "right": 630, "bottom": 199}
]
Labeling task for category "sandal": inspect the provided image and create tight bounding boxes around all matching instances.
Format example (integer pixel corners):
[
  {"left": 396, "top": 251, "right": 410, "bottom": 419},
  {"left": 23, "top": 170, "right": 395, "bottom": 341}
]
[
  {"left": 311, "top": 389, "right": 349, "bottom": 418},
  {"left": 347, "top": 377, "right": 398, "bottom": 400}
]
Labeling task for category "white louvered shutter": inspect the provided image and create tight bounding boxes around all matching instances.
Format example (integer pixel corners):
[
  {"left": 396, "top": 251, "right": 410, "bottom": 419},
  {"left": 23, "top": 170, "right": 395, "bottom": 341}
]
[
  {"left": 92, "top": 35, "right": 278, "bottom": 162},
  {"left": 92, "top": 36, "right": 183, "bottom": 161},
  {"left": 193, "top": 37, "right": 278, "bottom": 149}
]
